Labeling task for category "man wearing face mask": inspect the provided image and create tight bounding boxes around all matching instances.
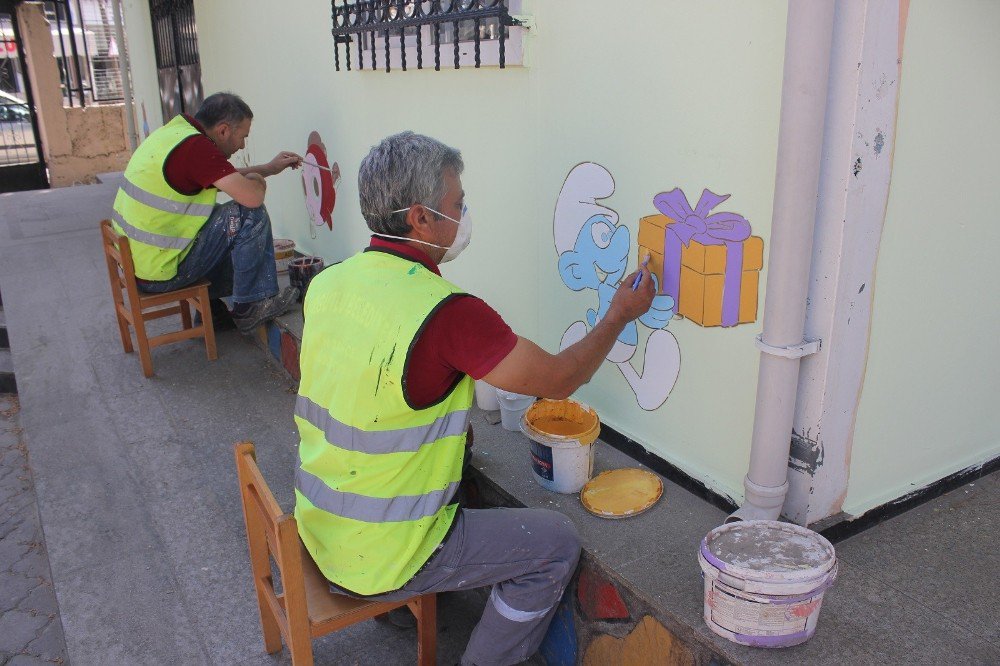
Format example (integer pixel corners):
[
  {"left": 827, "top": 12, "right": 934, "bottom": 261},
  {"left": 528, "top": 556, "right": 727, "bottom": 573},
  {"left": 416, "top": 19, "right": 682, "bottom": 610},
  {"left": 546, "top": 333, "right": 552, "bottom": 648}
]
[
  {"left": 294, "top": 132, "right": 655, "bottom": 666},
  {"left": 112, "top": 91, "right": 301, "bottom": 333}
]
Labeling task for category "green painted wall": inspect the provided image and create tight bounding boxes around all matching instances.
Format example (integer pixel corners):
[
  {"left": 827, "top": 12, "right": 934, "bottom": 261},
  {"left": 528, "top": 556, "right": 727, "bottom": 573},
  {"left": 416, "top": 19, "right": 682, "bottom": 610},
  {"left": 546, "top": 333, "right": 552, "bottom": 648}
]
[
  {"left": 184, "top": 0, "right": 787, "bottom": 501},
  {"left": 845, "top": 1, "right": 1000, "bottom": 515},
  {"left": 117, "top": 0, "right": 161, "bottom": 137}
]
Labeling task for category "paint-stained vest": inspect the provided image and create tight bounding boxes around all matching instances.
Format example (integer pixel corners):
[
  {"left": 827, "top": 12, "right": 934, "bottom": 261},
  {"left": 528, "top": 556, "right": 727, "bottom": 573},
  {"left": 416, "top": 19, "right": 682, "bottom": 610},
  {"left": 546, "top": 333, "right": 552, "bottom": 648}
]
[
  {"left": 294, "top": 249, "right": 474, "bottom": 595},
  {"left": 111, "top": 115, "right": 217, "bottom": 280}
]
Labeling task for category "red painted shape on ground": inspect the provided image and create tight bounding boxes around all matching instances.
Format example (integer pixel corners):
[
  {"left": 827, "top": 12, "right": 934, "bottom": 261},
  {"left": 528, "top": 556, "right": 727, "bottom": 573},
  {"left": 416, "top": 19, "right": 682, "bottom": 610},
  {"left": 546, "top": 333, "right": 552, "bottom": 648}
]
[
  {"left": 281, "top": 331, "right": 300, "bottom": 381},
  {"left": 577, "top": 564, "right": 629, "bottom": 621}
]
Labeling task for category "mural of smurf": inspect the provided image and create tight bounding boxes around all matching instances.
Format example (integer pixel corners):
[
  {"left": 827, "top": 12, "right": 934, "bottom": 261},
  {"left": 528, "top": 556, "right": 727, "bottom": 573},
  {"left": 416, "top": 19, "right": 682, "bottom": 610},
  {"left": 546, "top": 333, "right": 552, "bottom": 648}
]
[{"left": 554, "top": 163, "right": 681, "bottom": 411}]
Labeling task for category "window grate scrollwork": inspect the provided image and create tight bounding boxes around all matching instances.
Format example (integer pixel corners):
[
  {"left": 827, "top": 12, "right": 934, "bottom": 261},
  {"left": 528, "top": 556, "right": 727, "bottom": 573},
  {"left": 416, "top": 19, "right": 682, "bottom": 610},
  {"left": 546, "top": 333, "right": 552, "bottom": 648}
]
[{"left": 330, "top": 1, "right": 523, "bottom": 73}]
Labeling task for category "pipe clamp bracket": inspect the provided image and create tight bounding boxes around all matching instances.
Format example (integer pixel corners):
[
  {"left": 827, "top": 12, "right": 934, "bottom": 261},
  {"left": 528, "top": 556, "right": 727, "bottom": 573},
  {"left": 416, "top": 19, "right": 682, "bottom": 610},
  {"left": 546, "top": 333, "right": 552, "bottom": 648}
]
[{"left": 755, "top": 335, "right": 821, "bottom": 359}]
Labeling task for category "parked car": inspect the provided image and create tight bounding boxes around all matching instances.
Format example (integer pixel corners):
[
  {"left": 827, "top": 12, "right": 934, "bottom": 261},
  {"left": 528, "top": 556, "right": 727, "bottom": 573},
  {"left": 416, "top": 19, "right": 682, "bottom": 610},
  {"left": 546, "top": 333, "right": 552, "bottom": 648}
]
[
  {"left": 0, "top": 90, "right": 38, "bottom": 166},
  {"left": 0, "top": 90, "right": 32, "bottom": 122}
]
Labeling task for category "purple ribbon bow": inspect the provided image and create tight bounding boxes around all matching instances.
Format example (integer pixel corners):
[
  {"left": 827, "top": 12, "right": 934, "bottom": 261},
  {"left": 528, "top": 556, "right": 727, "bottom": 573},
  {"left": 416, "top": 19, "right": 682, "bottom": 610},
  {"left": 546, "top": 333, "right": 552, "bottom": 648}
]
[{"left": 653, "top": 188, "right": 751, "bottom": 327}]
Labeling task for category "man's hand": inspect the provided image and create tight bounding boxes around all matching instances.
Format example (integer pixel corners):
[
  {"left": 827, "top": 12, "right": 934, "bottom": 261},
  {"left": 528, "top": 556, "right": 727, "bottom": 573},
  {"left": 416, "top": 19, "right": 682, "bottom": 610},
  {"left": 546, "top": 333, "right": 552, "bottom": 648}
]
[
  {"left": 606, "top": 266, "right": 655, "bottom": 325},
  {"left": 265, "top": 151, "right": 303, "bottom": 176}
]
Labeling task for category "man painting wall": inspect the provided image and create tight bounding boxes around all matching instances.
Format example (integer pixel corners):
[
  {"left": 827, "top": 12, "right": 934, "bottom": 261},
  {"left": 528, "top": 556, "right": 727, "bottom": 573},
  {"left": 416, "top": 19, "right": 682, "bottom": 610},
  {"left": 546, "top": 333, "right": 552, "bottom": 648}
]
[
  {"left": 294, "top": 132, "right": 657, "bottom": 665},
  {"left": 112, "top": 92, "right": 301, "bottom": 332}
]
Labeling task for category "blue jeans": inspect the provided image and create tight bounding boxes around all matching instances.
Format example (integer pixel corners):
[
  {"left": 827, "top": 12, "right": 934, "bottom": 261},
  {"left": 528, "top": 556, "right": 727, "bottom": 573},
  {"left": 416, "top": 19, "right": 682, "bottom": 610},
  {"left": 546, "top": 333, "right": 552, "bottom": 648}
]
[{"left": 138, "top": 201, "right": 278, "bottom": 304}]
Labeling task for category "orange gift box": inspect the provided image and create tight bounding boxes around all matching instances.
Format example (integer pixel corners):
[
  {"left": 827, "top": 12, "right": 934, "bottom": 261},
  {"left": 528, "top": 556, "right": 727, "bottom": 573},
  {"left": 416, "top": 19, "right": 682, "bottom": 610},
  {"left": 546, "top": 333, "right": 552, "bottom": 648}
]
[{"left": 638, "top": 214, "right": 763, "bottom": 327}]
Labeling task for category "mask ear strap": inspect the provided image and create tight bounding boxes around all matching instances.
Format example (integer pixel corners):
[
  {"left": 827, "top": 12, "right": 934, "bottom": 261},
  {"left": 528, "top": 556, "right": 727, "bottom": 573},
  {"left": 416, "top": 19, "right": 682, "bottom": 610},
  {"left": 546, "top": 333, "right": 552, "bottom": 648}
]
[{"left": 371, "top": 232, "right": 447, "bottom": 250}]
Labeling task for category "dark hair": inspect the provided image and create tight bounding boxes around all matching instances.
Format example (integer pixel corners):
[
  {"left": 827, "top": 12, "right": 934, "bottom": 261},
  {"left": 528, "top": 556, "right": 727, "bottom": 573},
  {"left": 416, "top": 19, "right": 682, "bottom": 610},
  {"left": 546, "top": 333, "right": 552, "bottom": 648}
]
[{"left": 193, "top": 92, "right": 253, "bottom": 128}]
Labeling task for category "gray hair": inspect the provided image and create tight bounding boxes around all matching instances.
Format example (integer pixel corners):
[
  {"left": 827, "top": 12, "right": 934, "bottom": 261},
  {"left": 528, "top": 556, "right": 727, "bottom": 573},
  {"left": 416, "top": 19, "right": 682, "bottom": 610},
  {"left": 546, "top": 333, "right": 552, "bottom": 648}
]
[
  {"left": 359, "top": 131, "right": 464, "bottom": 236},
  {"left": 194, "top": 92, "right": 253, "bottom": 128}
]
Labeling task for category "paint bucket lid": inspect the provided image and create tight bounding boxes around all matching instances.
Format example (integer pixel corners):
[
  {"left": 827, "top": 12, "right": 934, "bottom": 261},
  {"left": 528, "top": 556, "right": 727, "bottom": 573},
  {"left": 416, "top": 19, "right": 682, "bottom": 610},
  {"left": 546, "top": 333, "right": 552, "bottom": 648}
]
[
  {"left": 521, "top": 398, "right": 600, "bottom": 447},
  {"left": 580, "top": 468, "right": 662, "bottom": 519},
  {"left": 700, "top": 520, "right": 837, "bottom": 587}
]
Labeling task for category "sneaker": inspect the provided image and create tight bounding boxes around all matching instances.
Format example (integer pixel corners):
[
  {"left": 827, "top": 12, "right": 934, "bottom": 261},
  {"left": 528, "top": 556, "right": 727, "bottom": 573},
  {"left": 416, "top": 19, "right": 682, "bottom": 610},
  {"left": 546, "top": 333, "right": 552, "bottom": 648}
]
[{"left": 232, "top": 287, "right": 299, "bottom": 333}]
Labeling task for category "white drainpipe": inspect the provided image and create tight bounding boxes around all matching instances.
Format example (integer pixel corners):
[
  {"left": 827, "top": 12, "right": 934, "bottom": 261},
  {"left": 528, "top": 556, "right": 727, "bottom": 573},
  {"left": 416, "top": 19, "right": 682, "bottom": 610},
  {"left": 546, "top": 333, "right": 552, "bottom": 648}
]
[{"left": 728, "top": 1, "right": 835, "bottom": 523}]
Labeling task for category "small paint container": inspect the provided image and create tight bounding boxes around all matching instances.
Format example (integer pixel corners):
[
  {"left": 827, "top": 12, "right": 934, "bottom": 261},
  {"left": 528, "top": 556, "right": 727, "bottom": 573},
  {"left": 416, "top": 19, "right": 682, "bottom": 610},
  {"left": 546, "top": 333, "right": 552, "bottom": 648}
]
[
  {"left": 698, "top": 520, "right": 838, "bottom": 648},
  {"left": 274, "top": 239, "right": 296, "bottom": 274},
  {"left": 288, "top": 256, "right": 324, "bottom": 303}
]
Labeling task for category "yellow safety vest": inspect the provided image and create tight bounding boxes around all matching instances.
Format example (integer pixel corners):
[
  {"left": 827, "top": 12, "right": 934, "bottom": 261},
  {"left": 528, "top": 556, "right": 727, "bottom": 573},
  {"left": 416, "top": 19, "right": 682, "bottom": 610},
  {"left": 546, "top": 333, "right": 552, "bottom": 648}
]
[
  {"left": 111, "top": 115, "right": 217, "bottom": 280},
  {"left": 294, "top": 249, "right": 474, "bottom": 595}
]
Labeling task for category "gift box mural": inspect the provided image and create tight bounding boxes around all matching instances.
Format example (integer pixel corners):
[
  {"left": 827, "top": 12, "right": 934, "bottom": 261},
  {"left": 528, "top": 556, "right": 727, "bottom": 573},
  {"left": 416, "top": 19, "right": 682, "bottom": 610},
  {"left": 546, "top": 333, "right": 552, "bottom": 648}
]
[{"left": 639, "top": 189, "right": 763, "bottom": 328}]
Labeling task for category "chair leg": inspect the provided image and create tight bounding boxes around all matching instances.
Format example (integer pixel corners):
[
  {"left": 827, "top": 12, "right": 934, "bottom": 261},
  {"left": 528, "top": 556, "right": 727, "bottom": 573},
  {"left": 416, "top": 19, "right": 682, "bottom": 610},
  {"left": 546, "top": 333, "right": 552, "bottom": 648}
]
[
  {"left": 258, "top": 603, "right": 283, "bottom": 655},
  {"left": 180, "top": 300, "right": 192, "bottom": 329},
  {"left": 198, "top": 289, "right": 218, "bottom": 361},
  {"left": 412, "top": 594, "right": 437, "bottom": 666},
  {"left": 134, "top": 314, "right": 155, "bottom": 378},
  {"left": 115, "top": 307, "right": 134, "bottom": 354},
  {"left": 287, "top": 624, "right": 315, "bottom": 666}
]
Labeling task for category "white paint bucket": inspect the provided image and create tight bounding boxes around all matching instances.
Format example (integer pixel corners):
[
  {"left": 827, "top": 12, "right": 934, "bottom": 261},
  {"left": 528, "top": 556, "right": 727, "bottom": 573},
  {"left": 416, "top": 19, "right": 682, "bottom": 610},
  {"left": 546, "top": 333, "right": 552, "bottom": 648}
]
[
  {"left": 520, "top": 399, "right": 600, "bottom": 494},
  {"left": 474, "top": 380, "right": 500, "bottom": 411},
  {"left": 698, "top": 520, "right": 838, "bottom": 648},
  {"left": 495, "top": 389, "right": 535, "bottom": 430}
]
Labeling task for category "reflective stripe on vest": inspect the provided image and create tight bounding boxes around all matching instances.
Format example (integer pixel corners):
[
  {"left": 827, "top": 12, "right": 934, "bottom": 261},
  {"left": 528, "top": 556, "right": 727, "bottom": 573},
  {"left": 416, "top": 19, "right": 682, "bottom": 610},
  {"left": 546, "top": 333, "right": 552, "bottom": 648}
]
[
  {"left": 111, "top": 115, "right": 217, "bottom": 280},
  {"left": 296, "top": 457, "right": 461, "bottom": 523},
  {"left": 111, "top": 210, "right": 190, "bottom": 250},
  {"left": 120, "top": 178, "right": 216, "bottom": 218},
  {"left": 295, "top": 394, "right": 470, "bottom": 455},
  {"left": 294, "top": 249, "right": 474, "bottom": 595}
]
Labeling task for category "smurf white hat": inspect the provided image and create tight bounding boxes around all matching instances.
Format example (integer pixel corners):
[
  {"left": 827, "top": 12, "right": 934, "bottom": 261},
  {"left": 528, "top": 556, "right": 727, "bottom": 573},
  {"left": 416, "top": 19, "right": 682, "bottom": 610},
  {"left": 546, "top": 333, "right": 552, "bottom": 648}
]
[{"left": 553, "top": 162, "right": 619, "bottom": 255}]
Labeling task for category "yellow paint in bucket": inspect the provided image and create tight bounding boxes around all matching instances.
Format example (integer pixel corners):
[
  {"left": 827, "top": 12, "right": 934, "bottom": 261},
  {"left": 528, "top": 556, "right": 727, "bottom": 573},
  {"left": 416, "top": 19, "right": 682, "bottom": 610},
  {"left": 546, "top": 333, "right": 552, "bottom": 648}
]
[{"left": 521, "top": 399, "right": 600, "bottom": 493}]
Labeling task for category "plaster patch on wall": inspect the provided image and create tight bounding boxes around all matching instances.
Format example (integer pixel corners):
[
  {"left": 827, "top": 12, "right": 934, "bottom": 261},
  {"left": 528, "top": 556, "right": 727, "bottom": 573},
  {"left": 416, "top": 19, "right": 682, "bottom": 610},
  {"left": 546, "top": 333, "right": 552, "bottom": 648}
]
[{"left": 789, "top": 428, "right": 824, "bottom": 475}]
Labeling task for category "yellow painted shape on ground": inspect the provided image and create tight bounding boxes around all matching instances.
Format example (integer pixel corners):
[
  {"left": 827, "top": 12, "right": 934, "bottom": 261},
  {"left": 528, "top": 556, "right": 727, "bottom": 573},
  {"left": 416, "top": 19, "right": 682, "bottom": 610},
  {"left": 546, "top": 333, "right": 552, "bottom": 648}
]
[{"left": 583, "top": 615, "right": 695, "bottom": 666}]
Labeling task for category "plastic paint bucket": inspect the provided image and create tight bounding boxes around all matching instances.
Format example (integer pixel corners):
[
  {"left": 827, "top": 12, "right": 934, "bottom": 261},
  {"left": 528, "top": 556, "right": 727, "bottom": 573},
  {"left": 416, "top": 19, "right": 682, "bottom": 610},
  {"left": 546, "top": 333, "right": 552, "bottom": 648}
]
[
  {"left": 274, "top": 239, "right": 296, "bottom": 274},
  {"left": 698, "top": 520, "right": 838, "bottom": 648},
  {"left": 520, "top": 399, "right": 600, "bottom": 494},
  {"left": 495, "top": 389, "right": 535, "bottom": 431},
  {"left": 475, "top": 380, "right": 500, "bottom": 411}
]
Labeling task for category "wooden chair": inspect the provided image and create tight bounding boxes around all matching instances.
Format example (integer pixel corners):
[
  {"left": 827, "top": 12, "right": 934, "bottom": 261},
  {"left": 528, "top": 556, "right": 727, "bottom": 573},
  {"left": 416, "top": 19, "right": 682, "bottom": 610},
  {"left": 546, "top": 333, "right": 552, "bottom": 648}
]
[
  {"left": 100, "top": 220, "right": 217, "bottom": 377},
  {"left": 233, "top": 441, "right": 437, "bottom": 666}
]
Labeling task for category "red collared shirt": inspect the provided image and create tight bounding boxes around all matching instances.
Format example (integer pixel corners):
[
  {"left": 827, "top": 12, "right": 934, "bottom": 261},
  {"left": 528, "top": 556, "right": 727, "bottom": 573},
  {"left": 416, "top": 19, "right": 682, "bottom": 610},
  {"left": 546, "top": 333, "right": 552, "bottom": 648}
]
[
  {"left": 162, "top": 114, "right": 237, "bottom": 195},
  {"left": 369, "top": 236, "right": 518, "bottom": 408}
]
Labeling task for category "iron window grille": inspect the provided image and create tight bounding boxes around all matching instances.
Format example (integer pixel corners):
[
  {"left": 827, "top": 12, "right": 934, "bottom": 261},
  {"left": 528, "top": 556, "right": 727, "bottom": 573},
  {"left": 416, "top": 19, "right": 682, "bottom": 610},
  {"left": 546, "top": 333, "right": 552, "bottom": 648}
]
[
  {"left": 42, "top": 1, "right": 126, "bottom": 107},
  {"left": 331, "top": 1, "right": 523, "bottom": 73}
]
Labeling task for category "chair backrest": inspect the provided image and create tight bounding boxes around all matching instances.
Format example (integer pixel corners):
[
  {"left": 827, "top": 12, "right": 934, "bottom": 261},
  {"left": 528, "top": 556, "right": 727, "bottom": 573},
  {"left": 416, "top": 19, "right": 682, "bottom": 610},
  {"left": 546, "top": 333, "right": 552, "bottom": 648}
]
[
  {"left": 233, "top": 441, "right": 312, "bottom": 641},
  {"left": 100, "top": 220, "right": 142, "bottom": 310}
]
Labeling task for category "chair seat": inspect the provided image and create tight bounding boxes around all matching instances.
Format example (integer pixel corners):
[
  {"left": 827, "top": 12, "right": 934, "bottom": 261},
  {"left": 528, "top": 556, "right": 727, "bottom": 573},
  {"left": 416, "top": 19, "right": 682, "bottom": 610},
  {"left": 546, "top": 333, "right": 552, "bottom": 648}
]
[
  {"left": 299, "top": 542, "right": 401, "bottom": 628},
  {"left": 136, "top": 279, "right": 212, "bottom": 306}
]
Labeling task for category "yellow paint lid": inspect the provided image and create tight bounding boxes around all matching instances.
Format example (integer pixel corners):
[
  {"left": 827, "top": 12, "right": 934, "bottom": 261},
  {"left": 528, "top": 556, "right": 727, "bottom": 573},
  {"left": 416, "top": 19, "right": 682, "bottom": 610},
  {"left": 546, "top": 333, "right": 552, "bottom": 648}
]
[{"left": 580, "top": 468, "right": 663, "bottom": 519}]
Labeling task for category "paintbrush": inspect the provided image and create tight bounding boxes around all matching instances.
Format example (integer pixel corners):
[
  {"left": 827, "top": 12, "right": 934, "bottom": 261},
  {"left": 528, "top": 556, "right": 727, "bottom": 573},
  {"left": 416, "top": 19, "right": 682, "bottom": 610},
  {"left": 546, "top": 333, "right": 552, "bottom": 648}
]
[{"left": 631, "top": 253, "right": 651, "bottom": 291}]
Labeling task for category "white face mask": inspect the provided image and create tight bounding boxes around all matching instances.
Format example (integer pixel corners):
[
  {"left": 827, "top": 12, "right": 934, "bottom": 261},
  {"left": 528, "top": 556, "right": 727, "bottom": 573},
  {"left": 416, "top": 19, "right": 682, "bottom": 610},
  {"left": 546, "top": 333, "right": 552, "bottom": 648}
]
[{"left": 379, "top": 204, "right": 472, "bottom": 263}]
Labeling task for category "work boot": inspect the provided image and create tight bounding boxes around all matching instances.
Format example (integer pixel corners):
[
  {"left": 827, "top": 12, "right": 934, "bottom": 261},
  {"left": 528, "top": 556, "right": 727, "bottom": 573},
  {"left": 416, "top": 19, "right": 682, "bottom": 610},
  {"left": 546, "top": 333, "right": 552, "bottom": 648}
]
[
  {"left": 194, "top": 298, "right": 237, "bottom": 332},
  {"left": 232, "top": 287, "right": 299, "bottom": 333}
]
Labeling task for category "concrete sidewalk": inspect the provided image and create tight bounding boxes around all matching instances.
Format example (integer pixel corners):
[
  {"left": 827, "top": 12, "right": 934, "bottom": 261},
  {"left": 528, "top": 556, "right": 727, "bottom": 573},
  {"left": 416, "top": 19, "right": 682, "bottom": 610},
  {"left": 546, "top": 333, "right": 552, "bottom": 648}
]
[
  {"left": 0, "top": 181, "right": 997, "bottom": 665},
  {"left": 0, "top": 183, "right": 487, "bottom": 665}
]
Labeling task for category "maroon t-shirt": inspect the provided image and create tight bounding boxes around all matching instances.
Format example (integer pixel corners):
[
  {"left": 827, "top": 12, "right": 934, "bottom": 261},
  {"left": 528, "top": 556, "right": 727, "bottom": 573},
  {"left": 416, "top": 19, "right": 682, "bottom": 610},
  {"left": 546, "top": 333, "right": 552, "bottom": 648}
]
[
  {"left": 162, "top": 114, "right": 237, "bottom": 195},
  {"left": 368, "top": 237, "right": 518, "bottom": 408}
]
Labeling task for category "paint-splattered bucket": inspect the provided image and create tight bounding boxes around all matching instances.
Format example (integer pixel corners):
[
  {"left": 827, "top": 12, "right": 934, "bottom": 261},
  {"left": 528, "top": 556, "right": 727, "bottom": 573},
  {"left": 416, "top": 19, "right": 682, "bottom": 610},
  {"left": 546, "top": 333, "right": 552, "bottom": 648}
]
[
  {"left": 698, "top": 520, "right": 838, "bottom": 648},
  {"left": 520, "top": 399, "right": 600, "bottom": 494},
  {"left": 288, "top": 256, "right": 324, "bottom": 303},
  {"left": 274, "top": 239, "right": 296, "bottom": 274}
]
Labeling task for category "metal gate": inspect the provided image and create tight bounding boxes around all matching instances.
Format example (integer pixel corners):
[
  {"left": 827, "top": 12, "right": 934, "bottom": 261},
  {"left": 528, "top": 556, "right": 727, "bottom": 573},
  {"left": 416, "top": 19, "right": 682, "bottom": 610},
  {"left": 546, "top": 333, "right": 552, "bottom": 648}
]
[
  {"left": 149, "top": 0, "right": 201, "bottom": 122},
  {"left": 0, "top": 3, "right": 47, "bottom": 192}
]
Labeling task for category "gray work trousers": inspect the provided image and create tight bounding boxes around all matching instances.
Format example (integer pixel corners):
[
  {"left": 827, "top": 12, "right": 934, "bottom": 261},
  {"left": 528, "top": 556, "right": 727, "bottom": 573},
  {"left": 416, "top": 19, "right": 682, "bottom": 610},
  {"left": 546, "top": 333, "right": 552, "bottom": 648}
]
[{"left": 369, "top": 507, "right": 581, "bottom": 666}]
